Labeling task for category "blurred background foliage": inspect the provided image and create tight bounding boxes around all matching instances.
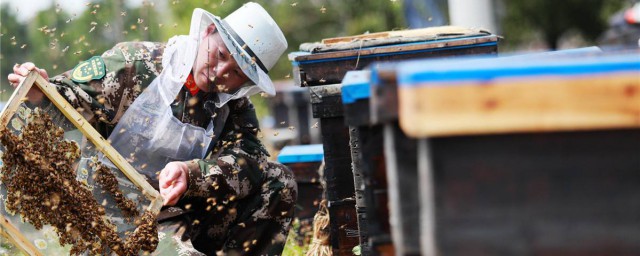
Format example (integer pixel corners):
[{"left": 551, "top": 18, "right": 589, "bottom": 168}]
[
  {"left": 0, "top": 0, "right": 634, "bottom": 103},
  {"left": 500, "top": 0, "right": 631, "bottom": 50}
]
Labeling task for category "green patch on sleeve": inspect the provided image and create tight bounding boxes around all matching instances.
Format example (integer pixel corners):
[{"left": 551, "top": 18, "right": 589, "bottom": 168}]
[{"left": 70, "top": 56, "right": 106, "bottom": 83}]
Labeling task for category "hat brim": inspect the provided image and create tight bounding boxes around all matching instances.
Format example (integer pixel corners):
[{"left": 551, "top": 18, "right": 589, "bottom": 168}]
[{"left": 190, "top": 8, "right": 276, "bottom": 96}]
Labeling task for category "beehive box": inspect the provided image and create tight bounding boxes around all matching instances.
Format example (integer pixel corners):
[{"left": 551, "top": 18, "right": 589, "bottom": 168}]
[
  {"left": 341, "top": 70, "right": 389, "bottom": 255},
  {"left": 277, "top": 144, "right": 324, "bottom": 220},
  {"left": 0, "top": 72, "right": 162, "bottom": 255},
  {"left": 307, "top": 83, "right": 361, "bottom": 255},
  {"left": 266, "top": 81, "right": 320, "bottom": 147},
  {"left": 395, "top": 52, "right": 640, "bottom": 255},
  {"left": 300, "top": 27, "right": 501, "bottom": 255}
]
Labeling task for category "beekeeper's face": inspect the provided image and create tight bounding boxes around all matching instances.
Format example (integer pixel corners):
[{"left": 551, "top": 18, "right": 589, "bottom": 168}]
[{"left": 193, "top": 24, "right": 249, "bottom": 93}]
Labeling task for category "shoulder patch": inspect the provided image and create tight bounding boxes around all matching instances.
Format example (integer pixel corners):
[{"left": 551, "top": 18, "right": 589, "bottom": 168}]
[{"left": 70, "top": 56, "right": 106, "bottom": 83}]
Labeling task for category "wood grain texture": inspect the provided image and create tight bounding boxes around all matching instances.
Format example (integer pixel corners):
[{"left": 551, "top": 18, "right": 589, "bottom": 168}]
[
  {"left": 383, "top": 123, "right": 422, "bottom": 255},
  {"left": 321, "top": 26, "right": 481, "bottom": 45},
  {"left": 0, "top": 215, "right": 41, "bottom": 256},
  {"left": 299, "top": 35, "right": 498, "bottom": 62},
  {"left": 399, "top": 73, "right": 640, "bottom": 138},
  {"left": 0, "top": 73, "right": 37, "bottom": 130},
  {"left": 425, "top": 129, "right": 640, "bottom": 254}
]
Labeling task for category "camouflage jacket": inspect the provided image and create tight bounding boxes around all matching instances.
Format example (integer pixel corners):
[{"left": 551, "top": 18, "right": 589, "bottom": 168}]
[{"left": 49, "top": 42, "right": 295, "bottom": 255}]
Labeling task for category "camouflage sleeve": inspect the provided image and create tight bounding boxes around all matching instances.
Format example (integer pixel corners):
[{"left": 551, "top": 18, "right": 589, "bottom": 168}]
[
  {"left": 183, "top": 97, "right": 269, "bottom": 201},
  {"left": 177, "top": 98, "right": 297, "bottom": 254},
  {"left": 48, "top": 42, "right": 164, "bottom": 136}
]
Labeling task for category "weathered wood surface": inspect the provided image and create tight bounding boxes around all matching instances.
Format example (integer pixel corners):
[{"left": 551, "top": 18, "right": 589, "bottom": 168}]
[
  {"left": 399, "top": 73, "right": 640, "bottom": 138},
  {"left": 349, "top": 128, "right": 366, "bottom": 209},
  {"left": 310, "top": 84, "right": 344, "bottom": 118},
  {"left": 319, "top": 117, "right": 359, "bottom": 255},
  {"left": 344, "top": 99, "right": 370, "bottom": 127},
  {"left": 357, "top": 124, "right": 395, "bottom": 255},
  {"left": 293, "top": 35, "right": 499, "bottom": 86},
  {"left": 348, "top": 127, "right": 370, "bottom": 254},
  {"left": 319, "top": 117, "right": 355, "bottom": 201},
  {"left": 421, "top": 129, "right": 640, "bottom": 255},
  {"left": 370, "top": 63, "right": 401, "bottom": 125},
  {"left": 308, "top": 82, "right": 361, "bottom": 254},
  {"left": 321, "top": 26, "right": 484, "bottom": 45},
  {"left": 384, "top": 123, "right": 422, "bottom": 256},
  {"left": 299, "top": 35, "right": 498, "bottom": 62},
  {"left": 283, "top": 161, "right": 323, "bottom": 220},
  {"left": 328, "top": 199, "right": 360, "bottom": 256},
  {"left": 342, "top": 72, "right": 395, "bottom": 255}
]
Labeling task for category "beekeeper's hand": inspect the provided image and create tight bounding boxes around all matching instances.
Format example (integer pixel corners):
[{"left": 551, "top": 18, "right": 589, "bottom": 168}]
[
  {"left": 159, "top": 161, "right": 189, "bottom": 206},
  {"left": 8, "top": 62, "right": 48, "bottom": 103}
]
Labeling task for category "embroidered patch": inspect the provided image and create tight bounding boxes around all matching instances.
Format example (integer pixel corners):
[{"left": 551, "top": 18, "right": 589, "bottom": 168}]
[{"left": 70, "top": 56, "right": 106, "bottom": 83}]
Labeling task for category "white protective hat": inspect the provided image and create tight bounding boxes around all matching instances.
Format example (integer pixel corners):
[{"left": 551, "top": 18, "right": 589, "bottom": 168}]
[{"left": 189, "top": 3, "right": 287, "bottom": 98}]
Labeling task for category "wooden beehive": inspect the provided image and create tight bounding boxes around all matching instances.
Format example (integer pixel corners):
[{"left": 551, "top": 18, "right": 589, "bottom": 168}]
[
  {"left": 289, "top": 26, "right": 499, "bottom": 87},
  {"left": 266, "top": 82, "right": 320, "bottom": 147},
  {"left": 0, "top": 72, "right": 162, "bottom": 255},
  {"left": 394, "top": 52, "right": 640, "bottom": 255},
  {"left": 277, "top": 144, "right": 324, "bottom": 220},
  {"left": 297, "top": 27, "right": 501, "bottom": 256}
]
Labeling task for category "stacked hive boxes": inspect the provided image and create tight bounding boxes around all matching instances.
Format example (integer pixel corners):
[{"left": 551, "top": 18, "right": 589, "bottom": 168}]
[{"left": 290, "top": 27, "right": 500, "bottom": 255}]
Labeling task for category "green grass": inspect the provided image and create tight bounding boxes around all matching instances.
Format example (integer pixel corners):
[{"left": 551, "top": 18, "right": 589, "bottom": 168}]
[
  {"left": 282, "top": 218, "right": 312, "bottom": 256},
  {"left": 0, "top": 236, "right": 25, "bottom": 256}
]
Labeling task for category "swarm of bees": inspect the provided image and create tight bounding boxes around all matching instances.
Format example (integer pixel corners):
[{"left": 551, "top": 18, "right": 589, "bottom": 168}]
[
  {"left": 0, "top": 109, "right": 157, "bottom": 255},
  {"left": 94, "top": 163, "right": 140, "bottom": 218}
]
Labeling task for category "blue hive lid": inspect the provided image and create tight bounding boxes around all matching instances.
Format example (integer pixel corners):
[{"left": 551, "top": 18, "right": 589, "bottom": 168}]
[
  {"left": 397, "top": 52, "right": 640, "bottom": 87},
  {"left": 277, "top": 144, "right": 324, "bottom": 164},
  {"left": 341, "top": 70, "right": 371, "bottom": 104}
]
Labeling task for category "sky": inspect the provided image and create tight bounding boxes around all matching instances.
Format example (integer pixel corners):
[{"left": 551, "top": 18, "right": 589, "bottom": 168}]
[{"left": 3, "top": 0, "right": 145, "bottom": 22}]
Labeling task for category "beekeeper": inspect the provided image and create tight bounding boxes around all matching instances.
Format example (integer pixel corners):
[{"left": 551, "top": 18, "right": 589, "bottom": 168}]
[{"left": 8, "top": 3, "right": 297, "bottom": 255}]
